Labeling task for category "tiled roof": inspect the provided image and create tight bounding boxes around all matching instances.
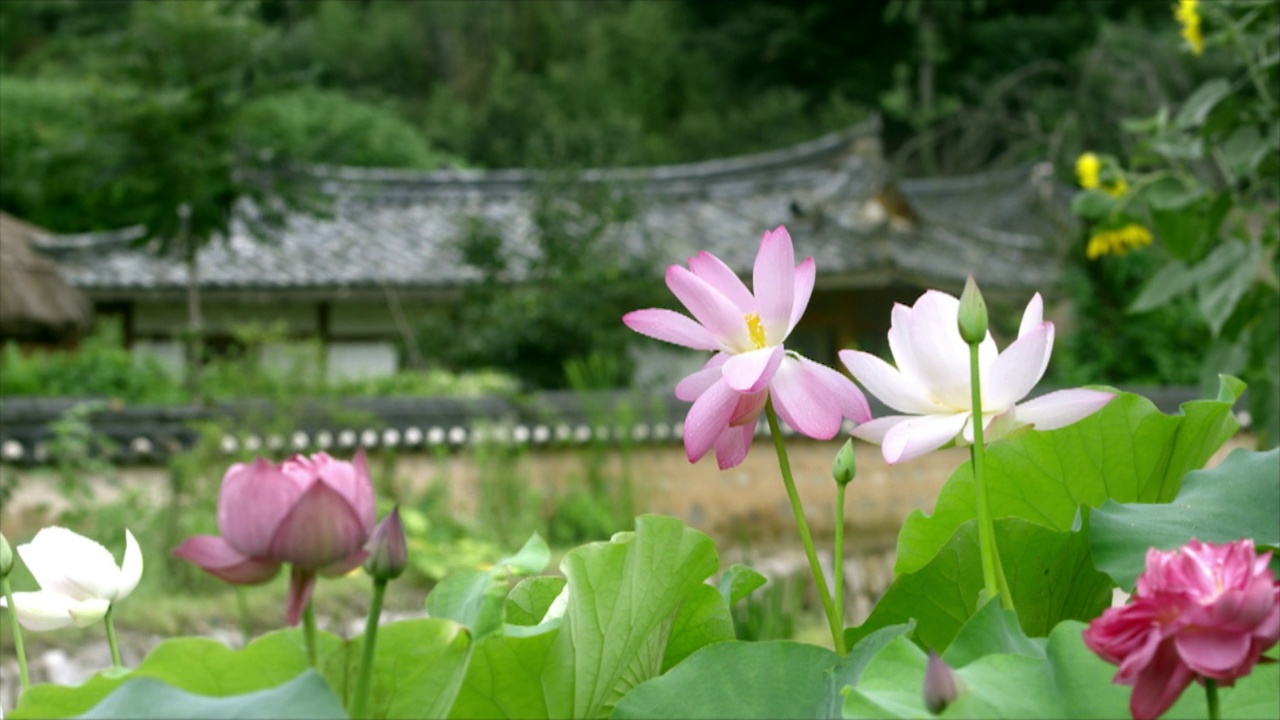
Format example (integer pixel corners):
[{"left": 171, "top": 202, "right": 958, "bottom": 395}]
[{"left": 34, "top": 118, "right": 1069, "bottom": 295}]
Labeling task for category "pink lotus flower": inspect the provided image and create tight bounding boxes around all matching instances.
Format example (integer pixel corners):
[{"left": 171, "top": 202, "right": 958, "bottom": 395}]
[
  {"left": 1083, "top": 539, "right": 1280, "bottom": 720},
  {"left": 838, "top": 290, "right": 1114, "bottom": 464},
  {"left": 623, "top": 226, "right": 871, "bottom": 469},
  {"left": 173, "top": 451, "right": 376, "bottom": 625}
]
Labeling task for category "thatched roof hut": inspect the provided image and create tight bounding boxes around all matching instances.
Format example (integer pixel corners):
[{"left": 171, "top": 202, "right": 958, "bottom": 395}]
[{"left": 0, "top": 212, "right": 92, "bottom": 342}]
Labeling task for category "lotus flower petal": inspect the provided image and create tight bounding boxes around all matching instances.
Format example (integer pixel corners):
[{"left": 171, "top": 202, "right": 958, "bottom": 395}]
[
  {"left": 723, "top": 345, "right": 783, "bottom": 393},
  {"left": 172, "top": 535, "right": 281, "bottom": 585},
  {"left": 1015, "top": 389, "right": 1116, "bottom": 430},
  {"left": 218, "top": 458, "right": 306, "bottom": 558},
  {"left": 675, "top": 354, "right": 728, "bottom": 402},
  {"left": 682, "top": 378, "right": 740, "bottom": 463},
  {"left": 269, "top": 480, "right": 369, "bottom": 569},
  {"left": 983, "top": 322, "right": 1052, "bottom": 412},
  {"left": 18, "top": 527, "right": 124, "bottom": 603},
  {"left": 115, "top": 529, "right": 144, "bottom": 602},
  {"left": 714, "top": 424, "right": 754, "bottom": 470},
  {"left": 622, "top": 308, "right": 720, "bottom": 351},
  {"left": 851, "top": 415, "right": 911, "bottom": 445},
  {"left": 881, "top": 413, "right": 970, "bottom": 464},
  {"left": 804, "top": 356, "right": 872, "bottom": 424},
  {"left": 788, "top": 257, "right": 816, "bottom": 334},
  {"left": 0, "top": 591, "right": 78, "bottom": 631},
  {"left": 839, "top": 349, "right": 938, "bottom": 415},
  {"left": 666, "top": 265, "right": 750, "bottom": 351},
  {"left": 770, "top": 357, "right": 844, "bottom": 440},
  {"left": 689, "top": 251, "right": 754, "bottom": 313},
  {"left": 753, "top": 227, "right": 796, "bottom": 341},
  {"left": 1129, "top": 640, "right": 1195, "bottom": 720}
]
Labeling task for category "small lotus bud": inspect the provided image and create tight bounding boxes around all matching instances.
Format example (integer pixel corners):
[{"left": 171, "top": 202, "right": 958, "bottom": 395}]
[
  {"left": 923, "top": 650, "right": 959, "bottom": 714},
  {"left": 957, "top": 275, "right": 988, "bottom": 345},
  {"left": 831, "top": 439, "right": 856, "bottom": 486},
  {"left": 363, "top": 506, "right": 407, "bottom": 581},
  {"left": 0, "top": 532, "right": 12, "bottom": 578}
]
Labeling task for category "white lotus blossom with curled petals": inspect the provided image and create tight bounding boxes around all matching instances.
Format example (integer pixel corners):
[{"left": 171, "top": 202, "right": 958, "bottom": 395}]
[
  {"left": 839, "top": 290, "right": 1114, "bottom": 464},
  {"left": 0, "top": 527, "right": 143, "bottom": 631},
  {"left": 624, "top": 226, "right": 871, "bottom": 469}
]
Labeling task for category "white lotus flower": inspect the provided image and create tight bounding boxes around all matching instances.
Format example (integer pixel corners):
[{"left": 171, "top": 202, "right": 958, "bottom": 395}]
[
  {"left": 0, "top": 527, "right": 143, "bottom": 631},
  {"left": 839, "top": 290, "right": 1115, "bottom": 464}
]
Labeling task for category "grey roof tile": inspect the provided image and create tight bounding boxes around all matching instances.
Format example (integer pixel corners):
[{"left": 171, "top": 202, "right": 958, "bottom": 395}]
[{"left": 35, "top": 119, "right": 1066, "bottom": 294}]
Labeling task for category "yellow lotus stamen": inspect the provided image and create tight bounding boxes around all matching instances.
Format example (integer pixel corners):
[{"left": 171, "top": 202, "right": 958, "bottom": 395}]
[{"left": 745, "top": 313, "right": 767, "bottom": 349}]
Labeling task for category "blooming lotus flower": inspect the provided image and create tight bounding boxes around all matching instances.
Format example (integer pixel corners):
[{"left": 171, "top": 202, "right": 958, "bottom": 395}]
[
  {"left": 839, "top": 290, "right": 1114, "bottom": 464},
  {"left": 0, "top": 527, "right": 142, "bottom": 631},
  {"left": 623, "top": 226, "right": 871, "bottom": 469},
  {"left": 174, "top": 450, "right": 376, "bottom": 625},
  {"left": 1083, "top": 539, "right": 1280, "bottom": 720}
]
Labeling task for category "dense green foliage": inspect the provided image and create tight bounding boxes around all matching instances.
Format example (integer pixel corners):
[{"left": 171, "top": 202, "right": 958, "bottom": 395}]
[
  {"left": 0, "top": 322, "right": 517, "bottom": 404},
  {"left": 0, "top": 0, "right": 1256, "bottom": 393}
]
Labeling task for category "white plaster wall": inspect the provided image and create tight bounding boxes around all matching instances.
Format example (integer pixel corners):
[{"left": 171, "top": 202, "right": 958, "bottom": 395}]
[
  {"left": 326, "top": 342, "right": 399, "bottom": 381},
  {"left": 131, "top": 339, "right": 185, "bottom": 377}
]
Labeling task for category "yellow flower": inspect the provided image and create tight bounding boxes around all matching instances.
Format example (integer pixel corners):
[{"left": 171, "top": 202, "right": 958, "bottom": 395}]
[
  {"left": 1104, "top": 175, "right": 1129, "bottom": 198},
  {"left": 1087, "top": 224, "right": 1154, "bottom": 260},
  {"left": 1175, "top": 0, "right": 1204, "bottom": 56},
  {"left": 1076, "top": 153, "right": 1101, "bottom": 190}
]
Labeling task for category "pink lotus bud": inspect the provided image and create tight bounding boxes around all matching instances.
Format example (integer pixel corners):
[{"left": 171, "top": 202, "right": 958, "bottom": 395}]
[
  {"left": 922, "top": 650, "right": 959, "bottom": 714},
  {"left": 363, "top": 506, "right": 407, "bottom": 581},
  {"left": 173, "top": 450, "right": 377, "bottom": 625},
  {"left": 1083, "top": 538, "right": 1280, "bottom": 720}
]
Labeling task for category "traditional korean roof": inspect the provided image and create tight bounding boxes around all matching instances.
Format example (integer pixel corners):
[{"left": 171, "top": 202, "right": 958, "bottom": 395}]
[
  {"left": 0, "top": 212, "right": 92, "bottom": 340},
  {"left": 34, "top": 117, "right": 1069, "bottom": 299}
]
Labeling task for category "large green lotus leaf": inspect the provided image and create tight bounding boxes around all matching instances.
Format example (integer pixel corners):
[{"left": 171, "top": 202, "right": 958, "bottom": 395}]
[
  {"left": 1090, "top": 448, "right": 1280, "bottom": 589},
  {"left": 504, "top": 575, "right": 567, "bottom": 627},
  {"left": 12, "top": 629, "right": 343, "bottom": 719},
  {"left": 427, "top": 533, "right": 550, "bottom": 641},
  {"left": 895, "top": 378, "right": 1242, "bottom": 576},
  {"left": 612, "top": 623, "right": 914, "bottom": 719},
  {"left": 450, "top": 515, "right": 719, "bottom": 719},
  {"left": 660, "top": 583, "right": 735, "bottom": 672},
  {"left": 843, "top": 619, "right": 1277, "bottom": 719},
  {"left": 846, "top": 518, "right": 1112, "bottom": 652},
  {"left": 15, "top": 620, "right": 471, "bottom": 720},
  {"left": 941, "top": 599, "right": 1044, "bottom": 669},
  {"left": 76, "top": 670, "right": 346, "bottom": 719},
  {"left": 345, "top": 619, "right": 473, "bottom": 720}
]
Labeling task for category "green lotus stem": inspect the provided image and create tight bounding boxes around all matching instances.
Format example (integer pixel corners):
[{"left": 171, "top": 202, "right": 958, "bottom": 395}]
[
  {"left": 765, "top": 399, "right": 845, "bottom": 654},
  {"left": 104, "top": 604, "right": 123, "bottom": 668},
  {"left": 303, "top": 601, "right": 318, "bottom": 668},
  {"left": 1, "top": 575, "right": 30, "bottom": 690},
  {"left": 833, "top": 481, "right": 848, "bottom": 652},
  {"left": 350, "top": 578, "right": 388, "bottom": 719},
  {"left": 969, "top": 343, "right": 1014, "bottom": 611},
  {"left": 1205, "top": 678, "right": 1220, "bottom": 720},
  {"left": 235, "top": 586, "right": 251, "bottom": 646}
]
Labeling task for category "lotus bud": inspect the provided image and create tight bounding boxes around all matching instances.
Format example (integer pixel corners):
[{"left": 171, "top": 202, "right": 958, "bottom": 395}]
[
  {"left": 363, "top": 506, "right": 407, "bottom": 581},
  {"left": 957, "top": 275, "right": 988, "bottom": 345},
  {"left": 923, "top": 650, "right": 959, "bottom": 714},
  {"left": 831, "top": 439, "right": 856, "bottom": 487},
  {"left": 0, "top": 532, "right": 13, "bottom": 578}
]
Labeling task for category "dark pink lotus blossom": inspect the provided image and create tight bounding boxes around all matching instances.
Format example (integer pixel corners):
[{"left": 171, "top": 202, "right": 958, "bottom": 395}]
[
  {"left": 173, "top": 451, "right": 376, "bottom": 625},
  {"left": 1083, "top": 538, "right": 1280, "bottom": 720},
  {"left": 623, "top": 226, "right": 871, "bottom": 469}
]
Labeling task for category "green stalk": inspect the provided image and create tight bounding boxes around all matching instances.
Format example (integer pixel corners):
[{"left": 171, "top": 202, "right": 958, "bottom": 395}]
[
  {"left": 969, "top": 343, "right": 1014, "bottom": 611},
  {"left": 2, "top": 576, "right": 30, "bottom": 690},
  {"left": 833, "top": 481, "right": 848, "bottom": 652},
  {"left": 235, "top": 586, "right": 252, "bottom": 646},
  {"left": 764, "top": 399, "right": 845, "bottom": 654},
  {"left": 1205, "top": 678, "right": 1220, "bottom": 720},
  {"left": 104, "top": 604, "right": 123, "bottom": 668},
  {"left": 350, "top": 578, "right": 388, "bottom": 719},
  {"left": 302, "top": 601, "right": 318, "bottom": 668}
]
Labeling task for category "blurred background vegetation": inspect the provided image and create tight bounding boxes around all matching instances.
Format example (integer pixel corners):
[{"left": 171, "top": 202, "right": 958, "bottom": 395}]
[
  {"left": 0, "top": 0, "right": 1242, "bottom": 393},
  {"left": 0, "top": 0, "right": 1274, "bottom": 647}
]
